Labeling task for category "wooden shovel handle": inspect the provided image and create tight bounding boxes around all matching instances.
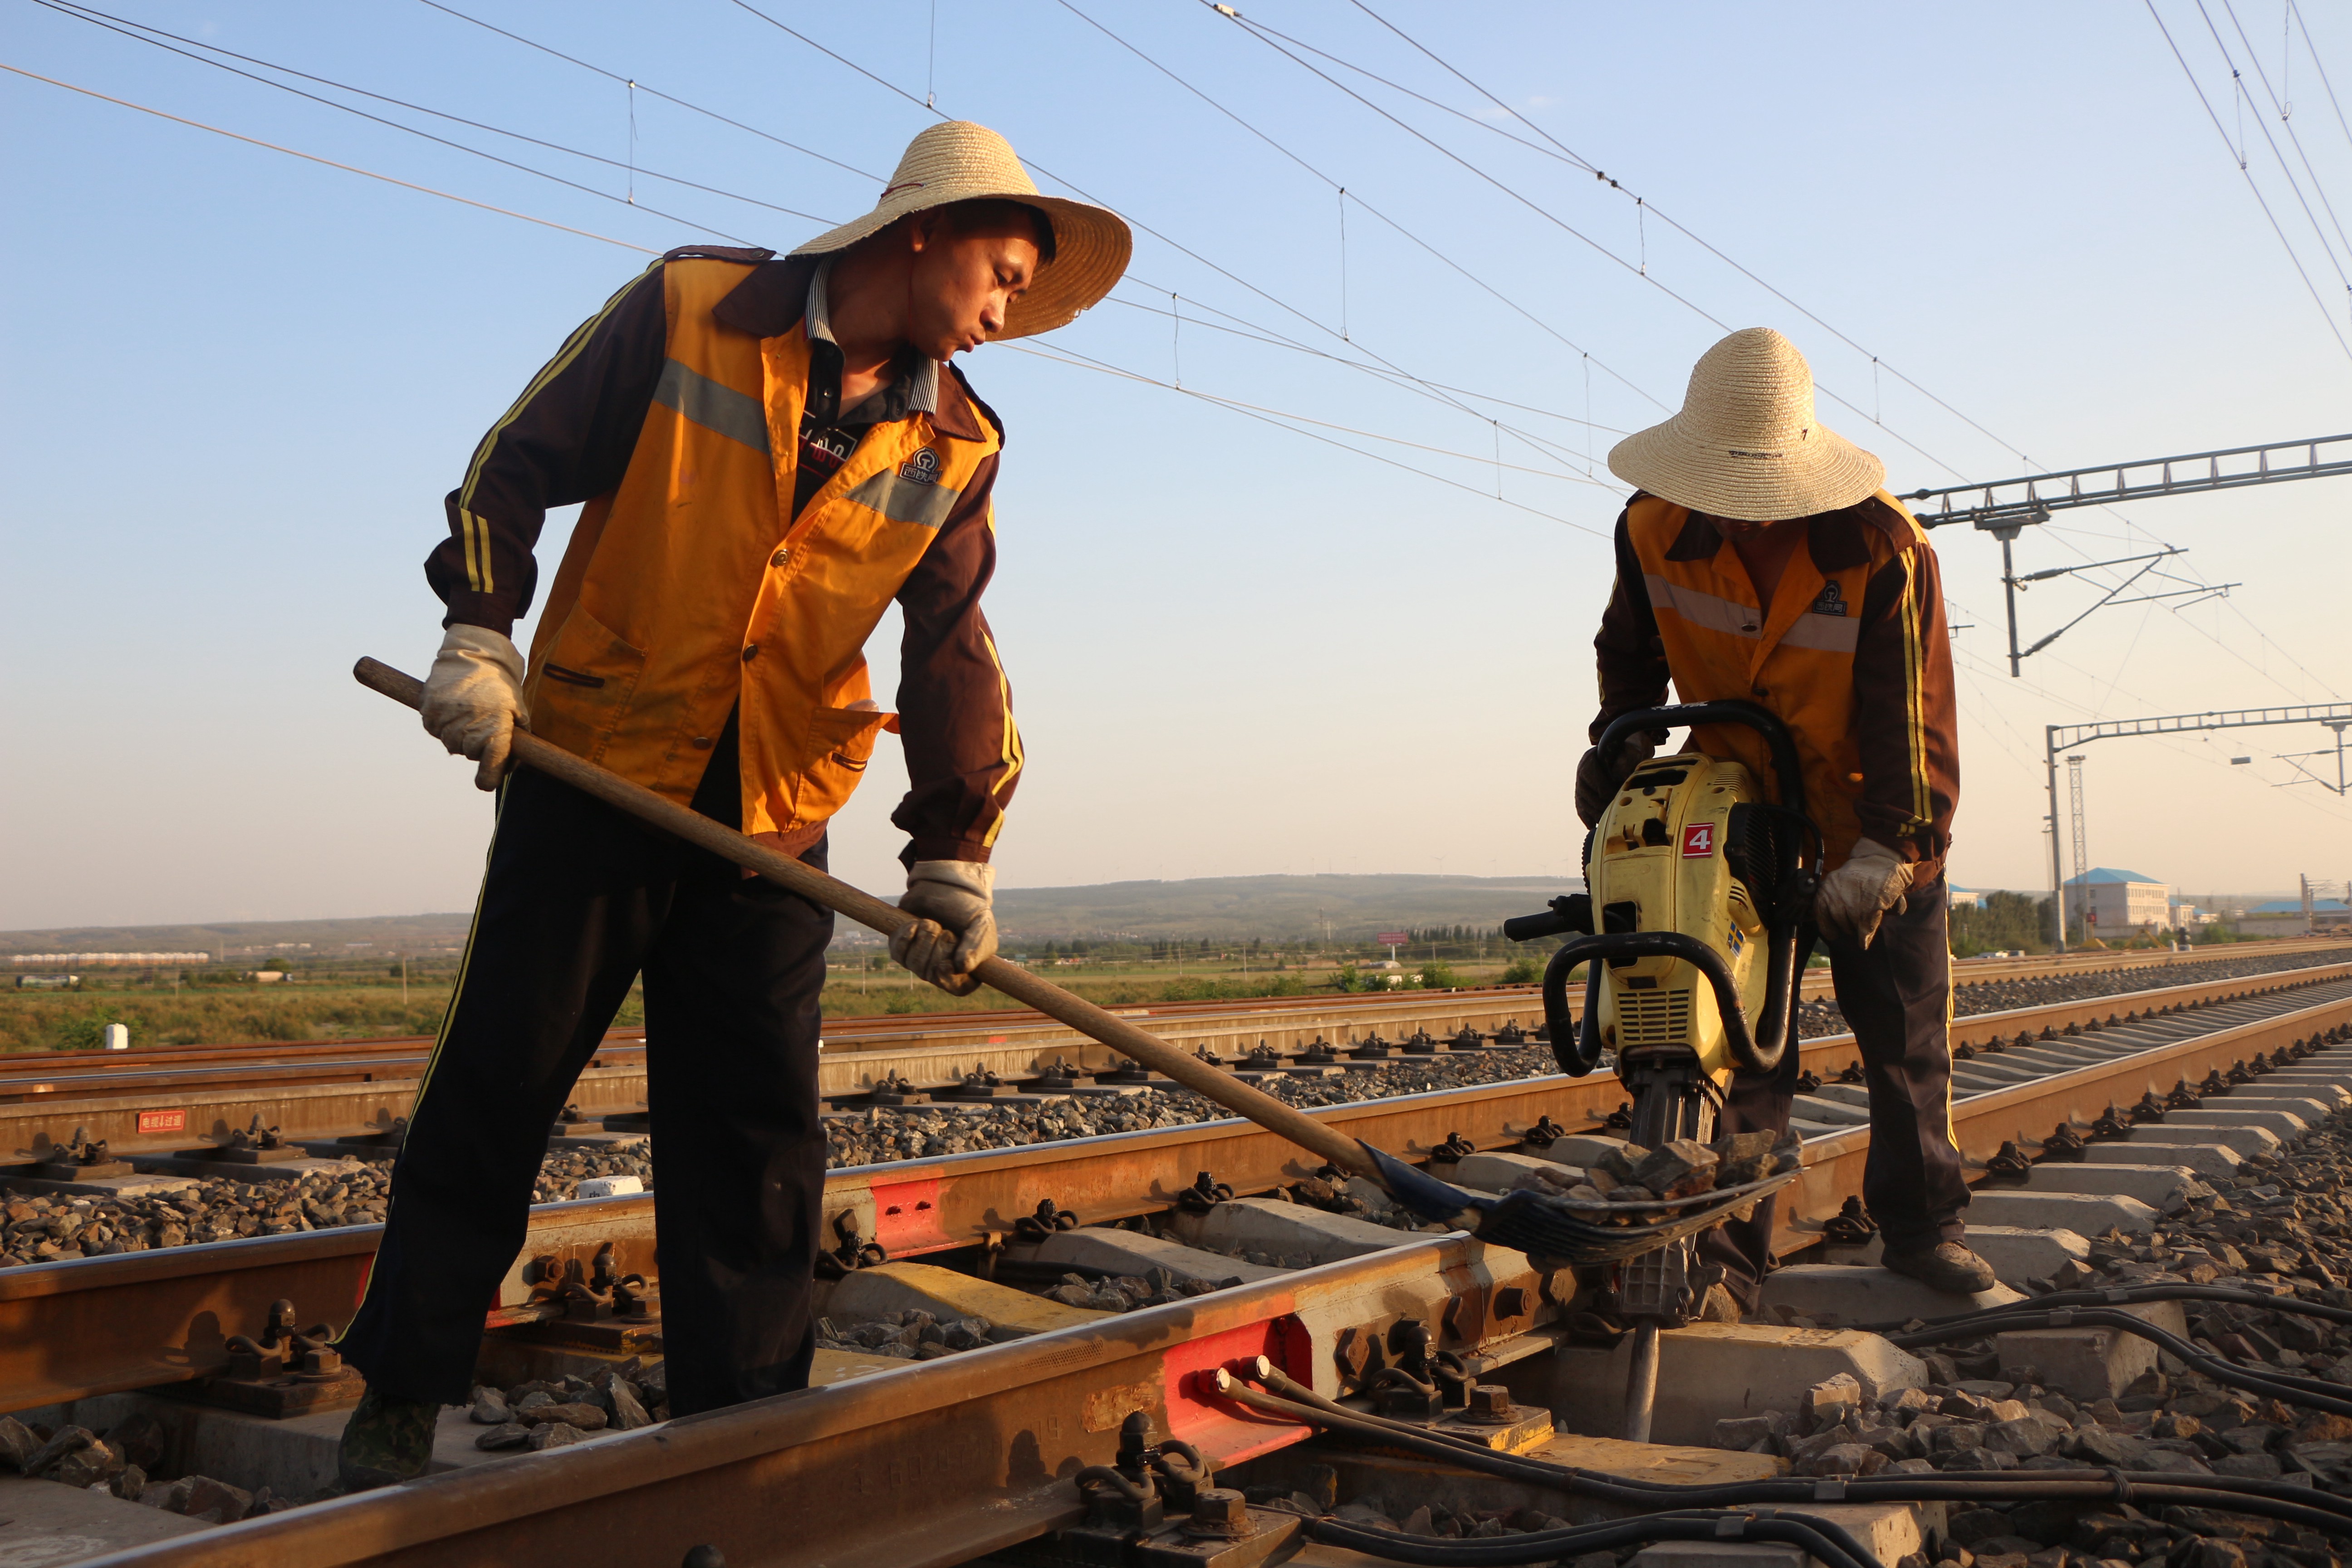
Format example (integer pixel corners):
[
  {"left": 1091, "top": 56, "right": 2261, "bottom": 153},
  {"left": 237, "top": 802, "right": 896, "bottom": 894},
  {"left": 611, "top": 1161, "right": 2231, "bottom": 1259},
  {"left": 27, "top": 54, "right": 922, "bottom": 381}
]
[{"left": 355, "top": 657, "right": 1378, "bottom": 1181}]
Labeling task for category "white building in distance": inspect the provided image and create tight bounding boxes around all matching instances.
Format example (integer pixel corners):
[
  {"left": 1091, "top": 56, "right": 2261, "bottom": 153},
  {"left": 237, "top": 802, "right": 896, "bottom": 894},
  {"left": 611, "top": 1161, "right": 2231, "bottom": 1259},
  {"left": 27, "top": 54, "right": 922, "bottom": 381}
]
[{"left": 2063, "top": 867, "right": 2173, "bottom": 938}]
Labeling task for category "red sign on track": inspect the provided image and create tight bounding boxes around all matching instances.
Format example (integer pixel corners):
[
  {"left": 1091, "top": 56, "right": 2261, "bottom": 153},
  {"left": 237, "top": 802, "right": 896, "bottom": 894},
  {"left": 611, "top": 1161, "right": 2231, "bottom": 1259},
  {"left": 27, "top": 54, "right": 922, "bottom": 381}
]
[
  {"left": 136, "top": 1107, "right": 186, "bottom": 1135},
  {"left": 1681, "top": 823, "right": 1717, "bottom": 859}
]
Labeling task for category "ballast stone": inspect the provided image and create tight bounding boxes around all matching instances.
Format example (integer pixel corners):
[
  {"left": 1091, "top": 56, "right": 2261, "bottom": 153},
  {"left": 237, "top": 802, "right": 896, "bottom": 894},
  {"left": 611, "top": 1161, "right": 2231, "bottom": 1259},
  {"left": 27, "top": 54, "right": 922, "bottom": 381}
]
[{"left": 573, "top": 1175, "right": 643, "bottom": 1199}]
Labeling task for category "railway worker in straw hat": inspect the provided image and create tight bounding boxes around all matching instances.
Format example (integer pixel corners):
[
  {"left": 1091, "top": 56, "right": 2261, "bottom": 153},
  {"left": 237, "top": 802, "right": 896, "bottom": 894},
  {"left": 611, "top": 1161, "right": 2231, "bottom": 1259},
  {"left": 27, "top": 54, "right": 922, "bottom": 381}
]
[
  {"left": 1578, "top": 327, "right": 1994, "bottom": 1303},
  {"left": 331, "top": 121, "right": 1131, "bottom": 1490}
]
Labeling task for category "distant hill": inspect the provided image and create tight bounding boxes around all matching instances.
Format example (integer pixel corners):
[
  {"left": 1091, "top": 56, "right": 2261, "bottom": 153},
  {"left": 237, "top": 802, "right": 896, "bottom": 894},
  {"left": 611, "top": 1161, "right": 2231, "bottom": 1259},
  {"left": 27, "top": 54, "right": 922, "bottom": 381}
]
[
  {"left": 1, "top": 873, "right": 1582, "bottom": 956},
  {"left": 0, "top": 912, "right": 474, "bottom": 960},
  {"left": 991, "top": 873, "right": 1578, "bottom": 942}
]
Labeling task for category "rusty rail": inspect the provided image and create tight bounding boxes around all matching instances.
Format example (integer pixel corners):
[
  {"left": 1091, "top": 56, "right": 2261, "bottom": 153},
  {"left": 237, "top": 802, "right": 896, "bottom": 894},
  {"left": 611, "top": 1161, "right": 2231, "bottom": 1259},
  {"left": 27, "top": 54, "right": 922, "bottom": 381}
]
[
  {"left": 64, "top": 987, "right": 2352, "bottom": 1568},
  {"left": 10, "top": 958, "right": 2347, "bottom": 1168},
  {"left": 9, "top": 966, "right": 2352, "bottom": 1415}
]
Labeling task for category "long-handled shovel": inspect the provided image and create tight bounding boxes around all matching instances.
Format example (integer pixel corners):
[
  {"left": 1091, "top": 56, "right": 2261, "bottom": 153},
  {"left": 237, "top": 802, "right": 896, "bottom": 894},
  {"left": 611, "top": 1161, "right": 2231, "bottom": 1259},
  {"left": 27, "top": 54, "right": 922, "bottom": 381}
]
[{"left": 356, "top": 656, "right": 1760, "bottom": 1263}]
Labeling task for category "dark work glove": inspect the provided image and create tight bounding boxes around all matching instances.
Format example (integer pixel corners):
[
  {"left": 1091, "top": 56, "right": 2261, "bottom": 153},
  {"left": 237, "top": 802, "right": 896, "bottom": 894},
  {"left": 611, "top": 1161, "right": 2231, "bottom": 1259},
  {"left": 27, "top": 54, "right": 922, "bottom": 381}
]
[{"left": 1574, "top": 734, "right": 1658, "bottom": 827}]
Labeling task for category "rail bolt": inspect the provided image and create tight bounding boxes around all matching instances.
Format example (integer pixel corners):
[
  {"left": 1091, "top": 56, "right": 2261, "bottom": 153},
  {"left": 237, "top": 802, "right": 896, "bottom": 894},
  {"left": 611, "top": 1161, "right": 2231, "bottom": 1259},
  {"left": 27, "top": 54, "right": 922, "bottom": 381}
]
[
  {"left": 1465, "top": 1384, "right": 1514, "bottom": 1421},
  {"left": 1184, "top": 1488, "right": 1254, "bottom": 1539}
]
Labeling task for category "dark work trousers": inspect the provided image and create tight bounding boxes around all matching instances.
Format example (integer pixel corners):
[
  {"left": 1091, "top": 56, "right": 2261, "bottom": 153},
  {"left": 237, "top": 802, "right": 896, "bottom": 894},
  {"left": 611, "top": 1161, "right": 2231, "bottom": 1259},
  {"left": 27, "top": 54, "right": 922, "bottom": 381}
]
[
  {"left": 1698, "top": 892, "right": 1968, "bottom": 1305},
  {"left": 335, "top": 759, "right": 833, "bottom": 1416}
]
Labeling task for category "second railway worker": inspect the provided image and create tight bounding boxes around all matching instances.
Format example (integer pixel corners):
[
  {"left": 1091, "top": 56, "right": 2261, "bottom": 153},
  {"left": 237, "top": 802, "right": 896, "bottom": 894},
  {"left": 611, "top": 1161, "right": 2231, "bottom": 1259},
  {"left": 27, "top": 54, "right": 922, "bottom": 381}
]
[
  {"left": 1579, "top": 327, "right": 1993, "bottom": 1303},
  {"left": 331, "top": 122, "right": 1131, "bottom": 1489}
]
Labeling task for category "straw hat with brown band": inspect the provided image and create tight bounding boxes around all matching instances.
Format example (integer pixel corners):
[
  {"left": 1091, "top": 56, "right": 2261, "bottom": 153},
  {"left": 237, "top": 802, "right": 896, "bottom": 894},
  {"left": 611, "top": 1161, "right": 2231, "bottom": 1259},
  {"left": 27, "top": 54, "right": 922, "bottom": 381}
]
[
  {"left": 1607, "top": 328, "right": 1886, "bottom": 522},
  {"left": 790, "top": 121, "right": 1132, "bottom": 341}
]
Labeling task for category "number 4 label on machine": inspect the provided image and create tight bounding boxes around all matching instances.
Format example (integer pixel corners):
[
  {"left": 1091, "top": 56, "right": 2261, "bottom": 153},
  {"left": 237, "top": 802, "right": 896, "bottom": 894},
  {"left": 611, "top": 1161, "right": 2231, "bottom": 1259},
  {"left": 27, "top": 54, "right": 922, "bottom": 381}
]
[{"left": 1681, "top": 822, "right": 1716, "bottom": 858}]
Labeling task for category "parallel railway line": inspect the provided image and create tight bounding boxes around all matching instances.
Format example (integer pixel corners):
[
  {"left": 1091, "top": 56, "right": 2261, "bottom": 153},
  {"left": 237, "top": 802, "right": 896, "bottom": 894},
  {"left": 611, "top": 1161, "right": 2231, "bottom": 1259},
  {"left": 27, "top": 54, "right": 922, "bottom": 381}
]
[
  {"left": 5, "top": 944, "right": 2344, "bottom": 1174},
  {"left": 9, "top": 949, "right": 2352, "bottom": 1565}
]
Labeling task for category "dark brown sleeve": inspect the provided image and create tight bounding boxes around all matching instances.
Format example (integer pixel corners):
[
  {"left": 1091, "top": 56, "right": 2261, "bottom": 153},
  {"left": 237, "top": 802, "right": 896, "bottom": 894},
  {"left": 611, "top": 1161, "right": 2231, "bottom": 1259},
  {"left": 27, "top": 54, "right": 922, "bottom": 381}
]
[
  {"left": 425, "top": 260, "right": 670, "bottom": 635},
  {"left": 891, "top": 454, "right": 1019, "bottom": 865},
  {"left": 1852, "top": 538, "right": 1960, "bottom": 882},
  {"left": 1591, "top": 511, "right": 1672, "bottom": 743}
]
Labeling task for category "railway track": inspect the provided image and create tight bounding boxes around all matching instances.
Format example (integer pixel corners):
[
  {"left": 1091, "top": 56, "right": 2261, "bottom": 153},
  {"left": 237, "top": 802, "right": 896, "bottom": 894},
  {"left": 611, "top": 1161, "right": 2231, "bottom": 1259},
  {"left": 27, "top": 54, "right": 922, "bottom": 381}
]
[
  {"left": 6, "top": 944, "right": 2346, "bottom": 1178},
  {"left": 7, "top": 953, "right": 2352, "bottom": 1565}
]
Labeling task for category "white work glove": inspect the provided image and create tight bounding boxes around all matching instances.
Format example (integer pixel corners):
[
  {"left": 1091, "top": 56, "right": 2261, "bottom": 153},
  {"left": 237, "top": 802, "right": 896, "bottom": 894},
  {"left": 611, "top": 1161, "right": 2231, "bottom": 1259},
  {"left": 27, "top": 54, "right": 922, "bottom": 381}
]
[
  {"left": 419, "top": 625, "right": 528, "bottom": 792},
  {"left": 1813, "top": 838, "right": 1915, "bottom": 950},
  {"left": 891, "top": 859, "right": 998, "bottom": 995}
]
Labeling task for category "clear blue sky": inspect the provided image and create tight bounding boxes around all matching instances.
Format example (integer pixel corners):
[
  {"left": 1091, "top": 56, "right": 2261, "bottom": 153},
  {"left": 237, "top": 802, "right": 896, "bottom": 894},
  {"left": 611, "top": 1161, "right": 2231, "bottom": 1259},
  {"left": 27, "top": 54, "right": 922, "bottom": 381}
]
[{"left": 3, "top": 0, "right": 2348, "bottom": 928}]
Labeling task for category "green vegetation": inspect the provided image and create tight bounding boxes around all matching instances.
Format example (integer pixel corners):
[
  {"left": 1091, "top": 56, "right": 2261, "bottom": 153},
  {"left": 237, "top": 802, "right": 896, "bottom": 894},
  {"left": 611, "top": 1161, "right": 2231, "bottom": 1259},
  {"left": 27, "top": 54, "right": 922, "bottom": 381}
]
[
  {"left": 1948, "top": 890, "right": 2053, "bottom": 957},
  {"left": 1, "top": 945, "right": 1544, "bottom": 1053}
]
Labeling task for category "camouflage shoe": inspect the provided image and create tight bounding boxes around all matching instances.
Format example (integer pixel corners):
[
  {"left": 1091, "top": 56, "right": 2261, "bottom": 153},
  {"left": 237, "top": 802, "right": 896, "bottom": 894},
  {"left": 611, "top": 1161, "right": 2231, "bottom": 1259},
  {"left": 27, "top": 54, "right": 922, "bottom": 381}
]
[{"left": 336, "top": 1389, "right": 440, "bottom": 1492}]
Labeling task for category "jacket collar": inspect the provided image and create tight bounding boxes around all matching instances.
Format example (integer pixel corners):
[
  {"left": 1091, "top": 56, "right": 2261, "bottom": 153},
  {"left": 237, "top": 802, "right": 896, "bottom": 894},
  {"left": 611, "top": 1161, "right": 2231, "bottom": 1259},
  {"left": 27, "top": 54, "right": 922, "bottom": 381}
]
[
  {"left": 714, "top": 256, "right": 985, "bottom": 443},
  {"left": 1658, "top": 495, "right": 1905, "bottom": 571}
]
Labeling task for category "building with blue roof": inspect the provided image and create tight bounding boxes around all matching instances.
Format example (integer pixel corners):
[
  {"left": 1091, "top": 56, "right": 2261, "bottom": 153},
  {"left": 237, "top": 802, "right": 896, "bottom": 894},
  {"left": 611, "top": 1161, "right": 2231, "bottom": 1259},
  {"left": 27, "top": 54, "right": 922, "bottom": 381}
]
[{"left": 2062, "top": 867, "right": 2172, "bottom": 936}]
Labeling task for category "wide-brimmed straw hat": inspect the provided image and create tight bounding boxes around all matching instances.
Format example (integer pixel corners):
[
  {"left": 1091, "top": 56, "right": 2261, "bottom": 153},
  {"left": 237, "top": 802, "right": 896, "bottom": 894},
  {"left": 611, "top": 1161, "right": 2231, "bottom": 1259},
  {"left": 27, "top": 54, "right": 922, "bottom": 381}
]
[
  {"left": 790, "top": 121, "right": 1131, "bottom": 340},
  {"left": 1607, "top": 328, "right": 1885, "bottom": 521}
]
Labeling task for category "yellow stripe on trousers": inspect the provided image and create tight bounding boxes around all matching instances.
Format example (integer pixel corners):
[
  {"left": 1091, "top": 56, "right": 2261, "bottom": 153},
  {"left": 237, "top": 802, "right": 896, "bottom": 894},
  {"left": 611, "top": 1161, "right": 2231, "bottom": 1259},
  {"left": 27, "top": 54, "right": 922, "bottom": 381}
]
[{"left": 337, "top": 778, "right": 509, "bottom": 1328}]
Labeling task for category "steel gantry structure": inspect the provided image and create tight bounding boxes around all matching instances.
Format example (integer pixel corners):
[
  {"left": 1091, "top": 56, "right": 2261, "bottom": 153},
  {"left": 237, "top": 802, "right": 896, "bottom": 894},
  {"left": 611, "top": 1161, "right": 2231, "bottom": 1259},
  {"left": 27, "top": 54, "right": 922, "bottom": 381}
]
[
  {"left": 1903, "top": 433, "right": 2352, "bottom": 676},
  {"left": 2043, "top": 703, "right": 2352, "bottom": 952}
]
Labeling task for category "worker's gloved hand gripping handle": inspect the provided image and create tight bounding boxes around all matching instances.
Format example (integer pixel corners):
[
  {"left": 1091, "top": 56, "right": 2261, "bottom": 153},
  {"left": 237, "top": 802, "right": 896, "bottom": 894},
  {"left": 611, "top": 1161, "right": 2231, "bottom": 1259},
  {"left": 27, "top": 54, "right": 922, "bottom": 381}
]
[
  {"left": 893, "top": 860, "right": 998, "bottom": 995},
  {"left": 419, "top": 626, "right": 528, "bottom": 792}
]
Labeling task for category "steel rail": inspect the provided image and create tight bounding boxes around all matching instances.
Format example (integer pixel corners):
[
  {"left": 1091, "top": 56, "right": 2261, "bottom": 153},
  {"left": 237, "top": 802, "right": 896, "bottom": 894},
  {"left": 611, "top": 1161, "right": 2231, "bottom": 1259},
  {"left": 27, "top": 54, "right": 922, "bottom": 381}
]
[
  {"left": 6, "top": 956, "right": 2346, "bottom": 1170},
  {"left": 8, "top": 939, "right": 2329, "bottom": 1086},
  {"left": 61, "top": 991, "right": 2352, "bottom": 1568},
  {"left": 7, "top": 966, "right": 2350, "bottom": 1416}
]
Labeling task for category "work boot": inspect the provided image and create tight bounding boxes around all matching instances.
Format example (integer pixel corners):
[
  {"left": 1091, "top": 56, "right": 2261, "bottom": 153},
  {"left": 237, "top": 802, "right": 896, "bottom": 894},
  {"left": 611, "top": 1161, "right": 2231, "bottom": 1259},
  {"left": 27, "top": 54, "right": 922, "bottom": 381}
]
[
  {"left": 335, "top": 1389, "right": 440, "bottom": 1492},
  {"left": 1880, "top": 1241, "right": 1997, "bottom": 1295},
  {"left": 1695, "top": 1282, "right": 1745, "bottom": 1323}
]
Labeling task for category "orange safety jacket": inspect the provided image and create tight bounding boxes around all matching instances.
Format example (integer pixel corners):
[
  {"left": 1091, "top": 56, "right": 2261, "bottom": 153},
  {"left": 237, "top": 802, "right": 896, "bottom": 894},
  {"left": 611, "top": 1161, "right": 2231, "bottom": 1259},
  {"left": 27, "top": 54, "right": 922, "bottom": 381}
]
[
  {"left": 1590, "top": 490, "right": 1958, "bottom": 884},
  {"left": 426, "top": 247, "right": 1022, "bottom": 862}
]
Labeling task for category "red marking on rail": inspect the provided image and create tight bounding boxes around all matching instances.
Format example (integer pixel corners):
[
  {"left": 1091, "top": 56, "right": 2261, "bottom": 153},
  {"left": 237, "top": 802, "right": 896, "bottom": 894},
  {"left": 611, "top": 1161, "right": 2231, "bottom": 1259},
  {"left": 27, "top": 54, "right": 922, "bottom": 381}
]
[
  {"left": 1162, "top": 1312, "right": 1313, "bottom": 1465},
  {"left": 870, "top": 1176, "right": 950, "bottom": 1255},
  {"left": 136, "top": 1107, "right": 186, "bottom": 1135}
]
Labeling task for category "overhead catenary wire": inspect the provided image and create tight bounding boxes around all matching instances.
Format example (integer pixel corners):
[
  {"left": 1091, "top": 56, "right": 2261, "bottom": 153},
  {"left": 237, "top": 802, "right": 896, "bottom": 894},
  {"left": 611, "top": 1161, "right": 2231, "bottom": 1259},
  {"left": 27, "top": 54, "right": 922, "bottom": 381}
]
[
  {"left": 1192, "top": 1, "right": 1981, "bottom": 489},
  {"left": 2207, "top": 0, "right": 2352, "bottom": 283},
  {"left": 26, "top": 0, "right": 785, "bottom": 239},
  {"left": 1048, "top": 0, "right": 1668, "bottom": 411},
  {"left": 2296, "top": 1, "right": 2352, "bottom": 155},
  {"left": 1324, "top": 0, "right": 2105, "bottom": 474},
  {"left": 0, "top": 51, "right": 1612, "bottom": 532},
  {"left": 1008, "top": 340, "right": 1614, "bottom": 536},
  {"left": 1231, "top": 0, "right": 2344, "bottom": 700},
  {"left": 2224, "top": 0, "right": 2352, "bottom": 267},
  {"left": 0, "top": 61, "right": 654, "bottom": 252},
  {"left": 2146, "top": 0, "right": 2352, "bottom": 359},
  {"left": 413, "top": 0, "right": 882, "bottom": 182},
  {"left": 416, "top": 0, "right": 1626, "bottom": 463},
  {"left": 719, "top": 0, "right": 1615, "bottom": 466}
]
